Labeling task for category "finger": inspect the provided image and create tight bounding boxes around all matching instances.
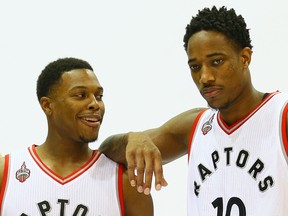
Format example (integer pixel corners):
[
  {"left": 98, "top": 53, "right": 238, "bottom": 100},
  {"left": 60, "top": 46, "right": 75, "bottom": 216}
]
[
  {"left": 136, "top": 155, "right": 145, "bottom": 193},
  {"left": 143, "top": 157, "right": 153, "bottom": 195},
  {"left": 154, "top": 154, "right": 168, "bottom": 191},
  {"left": 126, "top": 153, "right": 137, "bottom": 187}
]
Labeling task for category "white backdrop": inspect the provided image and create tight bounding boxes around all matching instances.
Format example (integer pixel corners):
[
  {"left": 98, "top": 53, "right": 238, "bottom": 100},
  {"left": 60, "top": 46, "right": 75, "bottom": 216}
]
[{"left": 1, "top": 0, "right": 287, "bottom": 215}]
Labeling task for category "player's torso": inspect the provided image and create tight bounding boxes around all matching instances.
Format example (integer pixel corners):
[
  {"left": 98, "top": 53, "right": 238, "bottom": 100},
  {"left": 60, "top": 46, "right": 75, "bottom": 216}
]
[
  {"left": 0, "top": 146, "right": 123, "bottom": 216},
  {"left": 188, "top": 92, "right": 288, "bottom": 216}
]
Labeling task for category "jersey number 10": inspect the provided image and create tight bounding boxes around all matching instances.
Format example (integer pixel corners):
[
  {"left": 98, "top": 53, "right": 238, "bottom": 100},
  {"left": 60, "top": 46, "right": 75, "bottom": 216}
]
[{"left": 212, "top": 197, "right": 246, "bottom": 216}]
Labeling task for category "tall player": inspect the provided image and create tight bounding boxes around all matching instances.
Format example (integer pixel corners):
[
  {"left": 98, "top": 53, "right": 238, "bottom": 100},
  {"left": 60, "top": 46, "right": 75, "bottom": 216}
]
[
  {"left": 0, "top": 57, "right": 153, "bottom": 215},
  {"left": 99, "top": 6, "right": 288, "bottom": 215}
]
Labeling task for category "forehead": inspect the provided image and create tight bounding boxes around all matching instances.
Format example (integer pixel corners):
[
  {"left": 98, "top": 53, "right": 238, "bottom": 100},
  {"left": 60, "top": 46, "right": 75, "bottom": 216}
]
[
  {"left": 187, "top": 30, "right": 236, "bottom": 57},
  {"left": 60, "top": 69, "right": 102, "bottom": 90}
]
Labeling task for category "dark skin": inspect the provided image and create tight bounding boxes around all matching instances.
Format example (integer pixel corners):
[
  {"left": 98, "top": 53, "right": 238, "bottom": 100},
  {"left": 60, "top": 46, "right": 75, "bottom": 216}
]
[
  {"left": 0, "top": 69, "right": 153, "bottom": 216},
  {"left": 99, "top": 30, "right": 288, "bottom": 195}
]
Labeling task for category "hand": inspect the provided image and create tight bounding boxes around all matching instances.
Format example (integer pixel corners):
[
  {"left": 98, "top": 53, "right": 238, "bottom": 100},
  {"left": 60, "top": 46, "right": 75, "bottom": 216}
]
[{"left": 126, "top": 132, "right": 168, "bottom": 195}]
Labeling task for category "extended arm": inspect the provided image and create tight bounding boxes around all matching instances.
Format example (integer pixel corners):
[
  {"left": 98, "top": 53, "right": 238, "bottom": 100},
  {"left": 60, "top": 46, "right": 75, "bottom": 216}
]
[
  {"left": 98, "top": 134, "right": 129, "bottom": 166},
  {"left": 99, "top": 108, "right": 205, "bottom": 194}
]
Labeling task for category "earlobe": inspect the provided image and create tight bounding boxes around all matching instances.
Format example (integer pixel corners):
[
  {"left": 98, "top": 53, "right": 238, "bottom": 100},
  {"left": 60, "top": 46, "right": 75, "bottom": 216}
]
[{"left": 40, "top": 97, "right": 53, "bottom": 115}]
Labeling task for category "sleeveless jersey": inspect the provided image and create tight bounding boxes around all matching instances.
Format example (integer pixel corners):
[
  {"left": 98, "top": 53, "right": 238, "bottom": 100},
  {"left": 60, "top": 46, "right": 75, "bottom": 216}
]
[
  {"left": 0, "top": 145, "right": 124, "bottom": 216},
  {"left": 187, "top": 92, "right": 288, "bottom": 216}
]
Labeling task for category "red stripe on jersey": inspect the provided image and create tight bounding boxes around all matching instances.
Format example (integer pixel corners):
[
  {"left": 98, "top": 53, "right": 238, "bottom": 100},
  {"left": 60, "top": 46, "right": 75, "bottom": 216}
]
[
  {"left": 282, "top": 102, "right": 288, "bottom": 156},
  {"left": 0, "top": 155, "right": 10, "bottom": 212},
  {"left": 118, "top": 164, "right": 125, "bottom": 216},
  {"left": 188, "top": 109, "right": 207, "bottom": 162},
  {"left": 28, "top": 145, "right": 101, "bottom": 185},
  {"left": 218, "top": 92, "right": 279, "bottom": 135}
]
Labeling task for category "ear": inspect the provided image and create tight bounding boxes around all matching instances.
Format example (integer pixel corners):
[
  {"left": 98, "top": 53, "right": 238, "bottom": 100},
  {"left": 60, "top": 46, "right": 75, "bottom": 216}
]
[
  {"left": 40, "top": 96, "right": 53, "bottom": 116},
  {"left": 240, "top": 47, "right": 252, "bottom": 67}
]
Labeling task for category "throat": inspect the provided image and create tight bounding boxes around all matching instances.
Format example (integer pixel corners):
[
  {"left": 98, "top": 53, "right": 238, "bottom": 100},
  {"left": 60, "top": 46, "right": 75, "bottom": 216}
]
[{"left": 219, "top": 91, "right": 266, "bottom": 126}]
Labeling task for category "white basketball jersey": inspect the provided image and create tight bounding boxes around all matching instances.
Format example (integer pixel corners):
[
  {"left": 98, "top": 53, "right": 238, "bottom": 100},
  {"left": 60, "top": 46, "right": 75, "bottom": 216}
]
[
  {"left": 187, "top": 92, "right": 288, "bottom": 216},
  {"left": 0, "top": 145, "right": 124, "bottom": 216}
]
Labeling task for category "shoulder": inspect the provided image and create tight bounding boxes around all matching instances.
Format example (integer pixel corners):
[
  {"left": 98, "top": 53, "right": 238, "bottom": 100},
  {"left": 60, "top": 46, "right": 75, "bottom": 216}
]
[
  {"left": 166, "top": 107, "right": 207, "bottom": 125},
  {"left": 171, "top": 107, "right": 206, "bottom": 120},
  {"left": 122, "top": 169, "right": 153, "bottom": 216}
]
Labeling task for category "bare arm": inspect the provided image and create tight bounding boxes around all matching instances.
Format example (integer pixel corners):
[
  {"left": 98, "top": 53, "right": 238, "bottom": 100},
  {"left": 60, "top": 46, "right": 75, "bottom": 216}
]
[
  {"left": 99, "top": 108, "right": 205, "bottom": 194},
  {"left": 123, "top": 169, "right": 153, "bottom": 216},
  {"left": 98, "top": 134, "right": 129, "bottom": 166}
]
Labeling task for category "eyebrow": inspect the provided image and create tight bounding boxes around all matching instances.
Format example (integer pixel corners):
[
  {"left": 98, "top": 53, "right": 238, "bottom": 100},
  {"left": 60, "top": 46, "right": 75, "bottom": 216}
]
[
  {"left": 70, "top": 86, "right": 104, "bottom": 91},
  {"left": 188, "top": 52, "right": 225, "bottom": 64}
]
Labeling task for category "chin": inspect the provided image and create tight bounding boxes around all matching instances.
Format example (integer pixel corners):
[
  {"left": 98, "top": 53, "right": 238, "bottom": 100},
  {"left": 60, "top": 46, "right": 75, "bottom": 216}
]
[
  {"left": 207, "top": 97, "right": 230, "bottom": 110},
  {"left": 79, "top": 135, "right": 98, "bottom": 143},
  {"left": 207, "top": 101, "right": 220, "bottom": 110}
]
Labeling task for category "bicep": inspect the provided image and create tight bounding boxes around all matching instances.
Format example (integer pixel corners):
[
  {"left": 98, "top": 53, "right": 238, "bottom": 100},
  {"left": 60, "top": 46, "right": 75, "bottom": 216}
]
[{"left": 123, "top": 171, "right": 153, "bottom": 216}]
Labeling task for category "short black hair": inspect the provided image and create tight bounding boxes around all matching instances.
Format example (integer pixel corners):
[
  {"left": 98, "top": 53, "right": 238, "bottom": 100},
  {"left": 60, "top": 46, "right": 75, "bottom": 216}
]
[
  {"left": 183, "top": 6, "right": 252, "bottom": 51},
  {"left": 36, "top": 57, "right": 93, "bottom": 101}
]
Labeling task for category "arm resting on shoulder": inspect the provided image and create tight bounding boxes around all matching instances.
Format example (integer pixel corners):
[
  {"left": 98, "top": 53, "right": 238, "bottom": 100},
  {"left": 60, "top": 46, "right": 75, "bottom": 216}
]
[
  {"left": 99, "top": 108, "right": 205, "bottom": 194},
  {"left": 99, "top": 133, "right": 129, "bottom": 166}
]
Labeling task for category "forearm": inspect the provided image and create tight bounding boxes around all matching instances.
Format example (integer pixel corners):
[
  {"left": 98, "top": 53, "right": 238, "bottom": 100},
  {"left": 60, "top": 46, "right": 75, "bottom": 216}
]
[{"left": 98, "top": 133, "right": 128, "bottom": 166}]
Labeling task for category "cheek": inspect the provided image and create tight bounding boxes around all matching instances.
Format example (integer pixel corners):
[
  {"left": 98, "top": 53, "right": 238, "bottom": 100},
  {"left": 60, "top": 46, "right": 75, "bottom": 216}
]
[
  {"left": 191, "top": 73, "right": 201, "bottom": 88},
  {"left": 99, "top": 102, "right": 105, "bottom": 115},
  {"left": 217, "top": 64, "right": 237, "bottom": 82},
  {"left": 101, "top": 105, "right": 105, "bottom": 116}
]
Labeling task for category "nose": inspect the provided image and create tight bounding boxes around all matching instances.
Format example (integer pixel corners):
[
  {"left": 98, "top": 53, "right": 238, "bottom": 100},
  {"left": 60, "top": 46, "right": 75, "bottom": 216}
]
[
  {"left": 199, "top": 66, "right": 215, "bottom": 84},
  {"left": 88, "top": 95, "right": 100, "bottom": 110}
]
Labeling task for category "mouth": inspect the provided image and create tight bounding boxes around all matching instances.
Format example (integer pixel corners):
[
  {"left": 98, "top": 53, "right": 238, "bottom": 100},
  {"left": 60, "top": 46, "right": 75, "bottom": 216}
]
[
  {"left": 201, "top": 87, "right": 222, "bottom": 99},
  {"left": 78, "top": 114, "right": 102, "bottom": 128}
]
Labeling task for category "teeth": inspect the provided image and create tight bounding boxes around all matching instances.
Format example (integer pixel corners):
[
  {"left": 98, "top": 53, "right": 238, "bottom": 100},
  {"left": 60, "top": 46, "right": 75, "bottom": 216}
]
[{"left": 83, "top": 117, "right": 98, "bottom": 122}]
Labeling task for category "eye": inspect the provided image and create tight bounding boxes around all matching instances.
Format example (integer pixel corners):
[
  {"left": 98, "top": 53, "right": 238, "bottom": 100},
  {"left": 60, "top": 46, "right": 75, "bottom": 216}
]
[
  {"left": 189, "top": 64, "right": 201, "bottom": 72},
  {"left": 75, "top": 93, "right": 87, "bottom": 98},
  {"left": 95, "top": 94, "right": 103, "bottom": 101},
  {"left": 212, "top": 59, "right": 223, "bottom": 66}
]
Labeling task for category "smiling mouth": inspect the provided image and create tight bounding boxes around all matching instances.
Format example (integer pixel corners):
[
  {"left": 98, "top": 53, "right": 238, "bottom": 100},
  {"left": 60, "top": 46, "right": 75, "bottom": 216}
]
[
  {"left": 79, "top": 116, "right": 102, "bottom": 127},
  {"left": 82, "top": 117, "right": 99, "bottom": 122}
]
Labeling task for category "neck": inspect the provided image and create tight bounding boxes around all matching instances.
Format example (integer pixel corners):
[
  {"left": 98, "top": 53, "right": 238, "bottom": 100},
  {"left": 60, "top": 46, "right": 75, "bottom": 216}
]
[
  {"left": 219, "top": 89, "right": 265, "bottom": 126},
  {"left": 36, "top": 138, "right": 93, "bottom": 163},
  {"left": 34, "top": 141, "right": 94, "bottom": 178}
]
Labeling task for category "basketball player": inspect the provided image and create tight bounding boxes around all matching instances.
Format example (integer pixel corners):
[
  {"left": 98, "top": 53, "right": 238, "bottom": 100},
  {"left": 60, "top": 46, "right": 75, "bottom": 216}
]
[
  {"left": 0, "top": 57, "right": 153, "bottom": 215},
  {"left": 99, "top": 6, "right": 288, "bottom": 215}
]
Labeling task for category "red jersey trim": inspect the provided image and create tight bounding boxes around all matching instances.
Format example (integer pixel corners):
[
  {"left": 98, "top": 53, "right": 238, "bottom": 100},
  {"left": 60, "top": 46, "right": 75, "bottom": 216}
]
[
  {"left": 218, "top": 92, "right": 279, "bottom": 135},
  {"left": 117, "top": 164, "right": 125, "bottom": 216},
  {"left": 0, "top": 155, "right": 10, "bottom": 213},
  {"left": 28, "top": 145, "right": 101, "bottom": 185},
  {"left": 188, "top": 109, "right": 207, "bottom": 161},
  {"left": 281, "top": 102, "right": 288, "bottom": 156}
]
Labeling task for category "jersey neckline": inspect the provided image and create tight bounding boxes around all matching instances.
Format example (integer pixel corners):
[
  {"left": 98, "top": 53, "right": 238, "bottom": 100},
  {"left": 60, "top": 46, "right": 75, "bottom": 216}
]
[
  {"left": 28, "top": 145, "right": 101, "bottom": 185},
  {"left": 217, "top": 92, "right": 279, "bottom": 135}
]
